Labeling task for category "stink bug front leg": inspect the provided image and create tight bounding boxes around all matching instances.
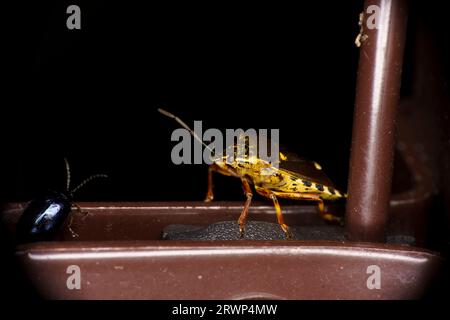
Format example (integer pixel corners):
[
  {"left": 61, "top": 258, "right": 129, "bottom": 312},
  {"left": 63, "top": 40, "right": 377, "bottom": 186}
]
[
  {"left": 237, "top": 179, "right": 253, "bottom": 237},
  {"left": 204, "top": 163, "right": 238, "bottom": 202},
  {"left": 205, "top": 165, "right": 215, "bottom": 202}
]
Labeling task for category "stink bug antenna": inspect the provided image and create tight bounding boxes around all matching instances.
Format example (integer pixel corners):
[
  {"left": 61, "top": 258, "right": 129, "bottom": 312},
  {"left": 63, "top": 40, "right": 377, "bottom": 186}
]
[
  {"left": 158, "top": 108, "right": 214, "bottom": 152},
  {"left": 70, "top": 174, "right": 108, "bottom": 195},
  {"left": 64, "top": 158, "right": 71, "bottom": 192}
]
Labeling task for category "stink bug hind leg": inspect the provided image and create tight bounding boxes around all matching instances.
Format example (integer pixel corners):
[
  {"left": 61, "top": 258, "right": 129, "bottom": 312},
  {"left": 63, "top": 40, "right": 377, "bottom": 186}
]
[
  {"left": 273, "top": 192, "right": 343, "bottom": 225},
  {"left": 315, "top": 198, "right": 343, "bottom": 225}
]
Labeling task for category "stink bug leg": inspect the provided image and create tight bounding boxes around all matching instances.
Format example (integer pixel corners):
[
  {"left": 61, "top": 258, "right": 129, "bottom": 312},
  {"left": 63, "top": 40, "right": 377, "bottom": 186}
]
[
  {"left": 204, "top": 163, "right": 239, "bottom": 202},
  {"left": 237, "top": 179, "right": 253, "bottom": 237},
  {"left": 204, "top": 165, "right": 215, "bottom": 202},
  {"left": 255, "top": 186, "right": 292, "bottom": 239},
  {"left": 270, "top": 191, "right": 343, "bottom": 225}
]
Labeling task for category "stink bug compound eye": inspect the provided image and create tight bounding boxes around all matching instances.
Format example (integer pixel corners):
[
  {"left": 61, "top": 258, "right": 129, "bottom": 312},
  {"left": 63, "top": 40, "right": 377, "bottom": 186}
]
[
  {"left": 158, "top": 108, "right": 347, "bottom": 239},
  {"left": 16, "top": 158, "right": 108, "bottom": 243}
]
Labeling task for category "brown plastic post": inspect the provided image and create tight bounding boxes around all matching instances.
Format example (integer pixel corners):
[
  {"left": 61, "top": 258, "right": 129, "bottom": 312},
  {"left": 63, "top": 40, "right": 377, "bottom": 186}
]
[{"left": 346, "top": 0, "right": 408, "bottom": 242}]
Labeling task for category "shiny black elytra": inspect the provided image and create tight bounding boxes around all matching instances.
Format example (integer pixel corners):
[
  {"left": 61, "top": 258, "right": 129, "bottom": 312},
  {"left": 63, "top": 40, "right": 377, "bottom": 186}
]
[{"left": 16, "top": 159, "right": 107, "bottom": 243}]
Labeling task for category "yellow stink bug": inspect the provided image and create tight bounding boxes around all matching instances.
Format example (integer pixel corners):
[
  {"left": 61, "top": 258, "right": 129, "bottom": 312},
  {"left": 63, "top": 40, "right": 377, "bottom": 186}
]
[{"left": 158, "top": 109, "right": 346, "bottom": 238}]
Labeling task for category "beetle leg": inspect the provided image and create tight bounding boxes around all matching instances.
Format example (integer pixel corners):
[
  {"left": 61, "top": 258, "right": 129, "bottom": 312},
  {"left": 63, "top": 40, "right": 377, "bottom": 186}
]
[
  {"left": 67, "top": 214, "right": 79, "bottom": 238},
  {"left": 67, "top": 204, "right": 87, "bottom": 238},
  {"left": 255, "top": 186, "right": 292, "bottom": 239},
  {"left": 72, "top": 203, "right": 91, "bottom": 220},
  {"left": 237, "top": 179, "right": 253, "bottom": 237},
  {"left": 272, "top": 192, "right": 343, "bottom": 225},
  {"left": 73, "top": 203, "right": 82, "bottom": 214}
]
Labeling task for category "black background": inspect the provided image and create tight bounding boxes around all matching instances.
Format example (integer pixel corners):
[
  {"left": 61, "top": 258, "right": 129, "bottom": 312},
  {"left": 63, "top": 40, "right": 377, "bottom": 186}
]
[{"left": 3, "top": 1, "right": 361, "bottom": 203}]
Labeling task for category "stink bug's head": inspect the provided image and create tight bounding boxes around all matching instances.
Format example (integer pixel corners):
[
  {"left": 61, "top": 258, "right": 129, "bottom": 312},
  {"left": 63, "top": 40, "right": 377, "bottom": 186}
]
[{"left": 214, "top": 135, "right": 276, "bottom": 179}]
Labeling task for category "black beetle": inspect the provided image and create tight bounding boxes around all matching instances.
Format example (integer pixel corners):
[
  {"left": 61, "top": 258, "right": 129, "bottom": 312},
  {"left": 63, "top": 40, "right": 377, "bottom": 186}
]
[{"left": 16, "top": 159, "right": 107, "bottom": 243}]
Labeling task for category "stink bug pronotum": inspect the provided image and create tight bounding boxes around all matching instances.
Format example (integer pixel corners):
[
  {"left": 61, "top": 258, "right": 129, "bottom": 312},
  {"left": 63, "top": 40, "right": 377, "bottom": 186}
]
[{"left": 158, "top": 109, "right": 346, "bottom": 238}]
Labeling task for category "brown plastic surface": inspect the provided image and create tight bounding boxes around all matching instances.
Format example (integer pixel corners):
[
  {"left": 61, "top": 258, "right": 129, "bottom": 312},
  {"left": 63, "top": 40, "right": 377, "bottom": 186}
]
[
  {"left": 1, "top": 196, "right": 442, "bottom": 299},
  {"left": 346, "top": 0, "right": 409, "bottom": 242},
  {"left": 15, "top": 240, "right": 442, "bottom": 300}
]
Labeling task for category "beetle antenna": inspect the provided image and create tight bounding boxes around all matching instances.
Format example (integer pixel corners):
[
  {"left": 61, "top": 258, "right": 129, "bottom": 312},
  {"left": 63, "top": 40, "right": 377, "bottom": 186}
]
[
  {"left": 158, "top": 108, "right": 214, "bottom": 152},
  {"left": 71, "top": 174, "right": 108, "bottom": 195},
  {"left": 64, "top": 158, "right": 71, "bottom": 191}
]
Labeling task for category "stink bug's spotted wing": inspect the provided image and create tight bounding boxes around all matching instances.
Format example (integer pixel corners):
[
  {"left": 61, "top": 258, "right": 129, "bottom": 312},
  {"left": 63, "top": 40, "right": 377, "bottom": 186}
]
[
  {"left": 276, "top": 151, "right": 345, "bottom": 200},
  {"left": 278, "top": 151, "right": 332, "bottom": 185}
]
